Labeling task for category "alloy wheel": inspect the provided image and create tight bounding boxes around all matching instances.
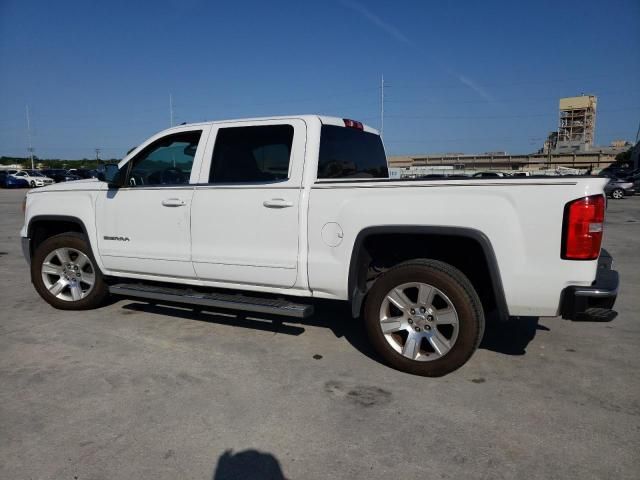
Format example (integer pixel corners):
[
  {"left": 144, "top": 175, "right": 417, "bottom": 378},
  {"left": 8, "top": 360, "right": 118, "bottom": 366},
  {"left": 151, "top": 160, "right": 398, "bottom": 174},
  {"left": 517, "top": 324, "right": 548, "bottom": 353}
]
[
  {"left": 41, "top": 248, "right": 96, "bottom": 301},
  {"left": 379, "top": 282, "right": 459, "bottom": 361}
]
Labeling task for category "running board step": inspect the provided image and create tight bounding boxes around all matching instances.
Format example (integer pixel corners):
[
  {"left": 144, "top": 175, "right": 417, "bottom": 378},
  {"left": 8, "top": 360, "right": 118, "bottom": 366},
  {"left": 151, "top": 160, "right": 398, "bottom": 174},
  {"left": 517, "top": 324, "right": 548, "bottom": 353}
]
[{"left": 109, "top": 283, "right": 314, "bottom": 318}]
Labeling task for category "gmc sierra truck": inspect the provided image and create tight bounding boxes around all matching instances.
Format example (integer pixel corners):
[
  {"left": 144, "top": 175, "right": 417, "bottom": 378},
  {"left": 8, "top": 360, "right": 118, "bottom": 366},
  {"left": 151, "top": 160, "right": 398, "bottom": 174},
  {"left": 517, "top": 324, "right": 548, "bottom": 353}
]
[{"left": 20, "top": 115, "right": 619, "bottom": 376}]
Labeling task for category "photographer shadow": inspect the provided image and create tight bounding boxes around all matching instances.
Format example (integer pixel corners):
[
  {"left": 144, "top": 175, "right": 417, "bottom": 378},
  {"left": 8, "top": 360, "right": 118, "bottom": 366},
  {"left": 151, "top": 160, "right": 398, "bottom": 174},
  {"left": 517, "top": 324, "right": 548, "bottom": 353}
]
[{"left": 212, "top": 449, "right": 287, "bottom": 480}]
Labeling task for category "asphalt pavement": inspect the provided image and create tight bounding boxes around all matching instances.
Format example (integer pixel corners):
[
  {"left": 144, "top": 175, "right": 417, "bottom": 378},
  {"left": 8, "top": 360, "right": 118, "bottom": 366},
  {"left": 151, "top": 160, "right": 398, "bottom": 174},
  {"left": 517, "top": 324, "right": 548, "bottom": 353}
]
[{"left": 0, "top": 187, "right": 638, "bottom": 480}]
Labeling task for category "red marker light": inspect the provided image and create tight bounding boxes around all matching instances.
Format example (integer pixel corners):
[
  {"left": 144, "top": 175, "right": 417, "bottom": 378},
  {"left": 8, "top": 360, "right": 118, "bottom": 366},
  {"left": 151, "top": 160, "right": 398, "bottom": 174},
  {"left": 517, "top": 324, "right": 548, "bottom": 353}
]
[{"left": 343, "top": 119, "right": 364, "bottom": 130}]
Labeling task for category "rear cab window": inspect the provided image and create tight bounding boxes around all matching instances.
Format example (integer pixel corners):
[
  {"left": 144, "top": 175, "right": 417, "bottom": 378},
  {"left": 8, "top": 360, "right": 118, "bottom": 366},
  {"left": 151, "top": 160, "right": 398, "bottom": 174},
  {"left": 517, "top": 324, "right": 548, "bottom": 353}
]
[{"left": 317, "top": 125, "right": 388, "bottom": 179}]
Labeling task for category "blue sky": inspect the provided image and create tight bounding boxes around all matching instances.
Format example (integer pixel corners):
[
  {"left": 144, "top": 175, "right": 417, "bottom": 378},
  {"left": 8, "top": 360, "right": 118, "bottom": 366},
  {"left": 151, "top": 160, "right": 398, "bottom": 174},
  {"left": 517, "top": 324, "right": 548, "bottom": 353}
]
[{"left": 1, "top": 0, "right": 638, "bottom": 159}]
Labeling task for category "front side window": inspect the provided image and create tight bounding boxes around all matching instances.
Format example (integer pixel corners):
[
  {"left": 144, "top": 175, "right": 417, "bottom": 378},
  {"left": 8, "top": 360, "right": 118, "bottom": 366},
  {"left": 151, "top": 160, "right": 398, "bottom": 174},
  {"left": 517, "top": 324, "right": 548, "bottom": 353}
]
[
  {"left": 209, "top": 125, "right": 294, "bottom": 183},
  {"left": 125, "top": 130, "right": 202, "bottom": 186}
]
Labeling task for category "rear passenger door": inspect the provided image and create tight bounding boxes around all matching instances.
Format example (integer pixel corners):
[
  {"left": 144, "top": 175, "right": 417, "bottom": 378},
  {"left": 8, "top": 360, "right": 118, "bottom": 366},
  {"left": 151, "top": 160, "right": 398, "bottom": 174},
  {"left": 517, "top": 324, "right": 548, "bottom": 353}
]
[{"left": 190, "top": 119, "right": 306, "bottom": 288}]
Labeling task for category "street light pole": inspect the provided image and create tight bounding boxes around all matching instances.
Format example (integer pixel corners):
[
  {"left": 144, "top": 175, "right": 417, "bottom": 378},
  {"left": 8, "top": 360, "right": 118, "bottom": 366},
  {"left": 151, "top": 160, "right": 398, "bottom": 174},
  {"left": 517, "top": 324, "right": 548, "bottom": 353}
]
[
  {"left": 169, "top": 93, "right": 174, "bottom": 127},
  {"left": 380, "top": 74, "right": 384, "bottom": 138},
  {"left": 26, "top": 105, "right": 34, "bottom": 170}
]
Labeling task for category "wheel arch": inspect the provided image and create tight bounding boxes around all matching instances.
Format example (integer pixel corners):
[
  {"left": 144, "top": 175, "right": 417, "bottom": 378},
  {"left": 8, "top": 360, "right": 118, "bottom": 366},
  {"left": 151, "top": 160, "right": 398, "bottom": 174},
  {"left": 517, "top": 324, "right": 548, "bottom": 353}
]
[
  {"left": 348, "top": 226, "right": 509, "bottom": 321},
  {"left": 27, "top": 215, "right": 91, "bottom": 260}
]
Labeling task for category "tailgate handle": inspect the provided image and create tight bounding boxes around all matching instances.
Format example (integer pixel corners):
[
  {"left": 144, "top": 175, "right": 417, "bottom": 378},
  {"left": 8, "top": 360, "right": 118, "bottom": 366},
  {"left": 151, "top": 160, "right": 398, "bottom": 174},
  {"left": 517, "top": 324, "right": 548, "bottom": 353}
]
[
  {"left": 263, "top": 198, "right": 293, "bottom": 208},
  {"left": 161, "top": 198, "right": 186, "bottom": 207}
]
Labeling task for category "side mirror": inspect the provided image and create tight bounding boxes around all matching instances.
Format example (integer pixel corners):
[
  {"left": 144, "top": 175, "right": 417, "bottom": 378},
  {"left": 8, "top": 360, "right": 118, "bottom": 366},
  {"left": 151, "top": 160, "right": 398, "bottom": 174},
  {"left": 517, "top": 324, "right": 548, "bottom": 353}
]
[{"left": 99, "top": 164, "right": 123, "bottom": 188}]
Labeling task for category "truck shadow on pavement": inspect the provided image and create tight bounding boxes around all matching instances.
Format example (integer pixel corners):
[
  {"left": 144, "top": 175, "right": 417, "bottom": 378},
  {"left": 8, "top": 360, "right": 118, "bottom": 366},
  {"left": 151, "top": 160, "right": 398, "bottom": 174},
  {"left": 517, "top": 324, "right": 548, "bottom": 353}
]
[
  {"left": 120, "top": 300, "right": 548, "bottom": 363},
  {"left": 212, "top": 449, "right": 287, "bottom": 480},
  {"left": 480, "top": 314, "right": 549, "bottom": 356}
]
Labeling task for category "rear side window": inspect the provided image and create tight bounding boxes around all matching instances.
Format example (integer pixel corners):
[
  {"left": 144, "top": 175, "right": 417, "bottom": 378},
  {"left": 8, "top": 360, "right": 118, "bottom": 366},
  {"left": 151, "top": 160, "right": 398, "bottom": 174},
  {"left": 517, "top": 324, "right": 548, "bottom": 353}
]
[
  {"left": 209, "top": 125, "right": 294, "bottom": 183},
  {"left": 318, "top": 125, "right": 388, "bottom": 179}
]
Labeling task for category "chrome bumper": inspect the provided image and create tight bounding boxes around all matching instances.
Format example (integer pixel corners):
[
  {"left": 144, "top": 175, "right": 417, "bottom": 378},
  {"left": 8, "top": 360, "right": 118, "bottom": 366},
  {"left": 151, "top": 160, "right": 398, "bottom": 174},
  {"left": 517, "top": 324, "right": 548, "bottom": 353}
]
[{"left": 559, "top": 250, "right": 619, "bottom": 321}]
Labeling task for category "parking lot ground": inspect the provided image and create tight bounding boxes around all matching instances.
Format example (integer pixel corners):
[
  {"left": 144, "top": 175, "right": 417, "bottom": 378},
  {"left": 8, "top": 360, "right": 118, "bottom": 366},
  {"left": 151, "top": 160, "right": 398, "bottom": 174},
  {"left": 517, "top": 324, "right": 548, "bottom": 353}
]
[{"left": 1, "top": 187, "right": 639, "bottom": 480}]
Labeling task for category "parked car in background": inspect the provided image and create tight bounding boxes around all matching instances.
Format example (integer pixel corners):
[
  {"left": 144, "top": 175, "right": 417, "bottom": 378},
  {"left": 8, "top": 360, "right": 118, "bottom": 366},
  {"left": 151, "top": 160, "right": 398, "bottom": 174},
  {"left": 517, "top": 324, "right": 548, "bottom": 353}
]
[
  {"left": 417, "top": 174, "right": 469, "bottom": 180},
  {"left": 600, "top": 165, "right": 638, "bottom": 178},
  {"left": 41, "top": 169, "right": 82, "bottom": 183},
  {"left": 618, "top": 171, "right": 640, "bottom": 194},
  {"left": 0, "top": 171, "right": 29, "bottom": 188},
  {"left": 11, "top": 170, "right": 55, "bottom": 187},
  {"left": 67, "top": 168, "right": 97, "bottom": 179},
  {"left": 604, "top": 178, "right": 636, "bottom": 199},
  {"left": 472, "top": 171, "right": 507, "bottom": 178}
]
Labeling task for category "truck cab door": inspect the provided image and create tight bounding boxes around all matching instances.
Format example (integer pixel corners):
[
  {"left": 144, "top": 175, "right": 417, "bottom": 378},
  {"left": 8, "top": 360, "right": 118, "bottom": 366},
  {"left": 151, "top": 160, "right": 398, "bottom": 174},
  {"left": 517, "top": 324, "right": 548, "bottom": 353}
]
[
  {"left": 190, "top": 119, "right": 306, "bottom": 288},
  {"left": 95, "top": 126, "right": 210, "bottom": 278}
]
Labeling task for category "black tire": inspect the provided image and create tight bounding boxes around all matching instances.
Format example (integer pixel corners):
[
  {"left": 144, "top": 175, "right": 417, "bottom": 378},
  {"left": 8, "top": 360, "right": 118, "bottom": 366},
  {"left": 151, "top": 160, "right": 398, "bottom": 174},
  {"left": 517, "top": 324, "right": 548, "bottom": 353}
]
[
  {"left": 610, "top": 188, "right": 624, "bottom": 200},
  {"left": 31, "top": 232, "right": 109, "bottom": 310},
  {"left": 363, "top": 259, "right": 484, "bottom": 377}
]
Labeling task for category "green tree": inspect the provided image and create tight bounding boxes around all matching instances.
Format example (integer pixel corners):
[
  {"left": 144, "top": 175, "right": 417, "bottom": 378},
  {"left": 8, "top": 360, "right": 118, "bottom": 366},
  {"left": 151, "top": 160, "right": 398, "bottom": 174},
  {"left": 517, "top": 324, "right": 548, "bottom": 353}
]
[{"left": 614, "top": 147, "right": 632, "bottom": 165}]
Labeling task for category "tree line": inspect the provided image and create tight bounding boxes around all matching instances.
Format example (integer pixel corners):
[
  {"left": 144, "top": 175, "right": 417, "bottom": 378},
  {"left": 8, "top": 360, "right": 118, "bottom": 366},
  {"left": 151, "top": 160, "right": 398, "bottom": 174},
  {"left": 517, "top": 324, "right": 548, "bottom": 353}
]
[{"left": 0, "top": 156, "right": 119, "bottom": 169}]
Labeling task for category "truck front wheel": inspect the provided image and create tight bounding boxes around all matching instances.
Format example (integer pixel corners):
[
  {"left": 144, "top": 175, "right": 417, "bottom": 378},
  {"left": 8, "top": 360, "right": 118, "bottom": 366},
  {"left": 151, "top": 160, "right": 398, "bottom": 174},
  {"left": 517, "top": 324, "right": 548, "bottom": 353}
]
[
  {"left": 31, "top": 232, "right": 109, "bottom": 310},
  {"left": 363, "top": 259, "right": 484, "bottom": 377}
]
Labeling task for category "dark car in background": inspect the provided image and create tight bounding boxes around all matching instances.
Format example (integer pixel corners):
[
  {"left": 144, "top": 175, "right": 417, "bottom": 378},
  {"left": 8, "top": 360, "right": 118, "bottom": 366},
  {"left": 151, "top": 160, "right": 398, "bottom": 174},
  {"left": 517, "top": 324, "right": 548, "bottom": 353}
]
[
  {"left": 472, "top": 171, "right": 507, "bottom": 178},
  {"left": 599, "top": 165, "right": 638, "bottom": 178},
  {"left": 0, "top": 171, "right": 29, "bottom": 188},
  {"left": 604, "top": 178, "right": 636, "bottom": 199},
  {"left": 67, "top": 168, "right": 97, "bottom": 179},
  {"left": 626, "top": 172, "right": 640, "bottom": 192},
  {"left": 41, "top": 169, "right": 81, "bottom": 183}
]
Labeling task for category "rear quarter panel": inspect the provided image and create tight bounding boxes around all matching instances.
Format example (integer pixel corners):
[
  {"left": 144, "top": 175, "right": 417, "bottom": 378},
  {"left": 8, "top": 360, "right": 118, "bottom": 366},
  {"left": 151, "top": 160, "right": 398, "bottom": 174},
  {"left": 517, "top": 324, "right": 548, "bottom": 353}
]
[{"left": 307, "top": 178, "right": 608, "bottom": 317}]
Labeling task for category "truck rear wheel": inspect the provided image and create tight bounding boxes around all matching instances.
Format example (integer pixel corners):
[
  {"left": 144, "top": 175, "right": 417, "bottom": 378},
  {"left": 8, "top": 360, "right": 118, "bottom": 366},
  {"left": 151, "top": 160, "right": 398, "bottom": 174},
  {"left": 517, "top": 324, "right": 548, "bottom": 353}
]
[
  {"left": 31, "top": 232, "right": 109, "bottom": 310},
  {"left": 363, "top": 259, "right": 484, "bottom": 377}
]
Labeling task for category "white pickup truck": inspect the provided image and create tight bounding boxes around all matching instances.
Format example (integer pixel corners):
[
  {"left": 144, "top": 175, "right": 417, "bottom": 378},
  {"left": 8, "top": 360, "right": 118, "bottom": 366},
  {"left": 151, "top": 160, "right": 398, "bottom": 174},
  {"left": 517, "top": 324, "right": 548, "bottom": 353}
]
[{"left": 20, "top": 115, "right": 619, "bottom": 376}]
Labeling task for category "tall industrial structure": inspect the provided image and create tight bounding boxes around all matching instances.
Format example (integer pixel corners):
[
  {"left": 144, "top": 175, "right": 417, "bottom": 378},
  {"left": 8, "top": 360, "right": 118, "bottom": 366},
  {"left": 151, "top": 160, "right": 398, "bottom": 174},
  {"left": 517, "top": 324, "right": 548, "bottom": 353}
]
[
  {"left": 555, "top": 95, "right": 597, "bottom": 152},
  {"left": 387, "top": 92, "right": 634, "bottom": 176}
]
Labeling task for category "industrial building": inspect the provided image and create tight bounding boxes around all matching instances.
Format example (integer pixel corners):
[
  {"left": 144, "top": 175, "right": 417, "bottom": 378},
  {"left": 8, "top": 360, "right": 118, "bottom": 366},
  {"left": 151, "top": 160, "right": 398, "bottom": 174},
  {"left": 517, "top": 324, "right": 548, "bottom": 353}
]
[
  {"left": 555, "top": 95, "right": 597, "bottom": 153},
  {"left": 388, "top": 93, "right": 631, "bottom": 177},
  {"left": 388, "top": 149, "right": 622, "bottom": 177}
]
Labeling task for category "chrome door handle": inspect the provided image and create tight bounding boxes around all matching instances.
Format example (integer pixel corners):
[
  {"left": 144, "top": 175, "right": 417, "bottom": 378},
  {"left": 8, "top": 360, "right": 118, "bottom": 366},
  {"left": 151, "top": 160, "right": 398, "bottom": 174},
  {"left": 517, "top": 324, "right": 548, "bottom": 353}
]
[
  {"left": 162, "top": 198, "right": 186, "bottom": 207},
  {"left": 263, "top": 198, "right": 293, "bottom": 208}
]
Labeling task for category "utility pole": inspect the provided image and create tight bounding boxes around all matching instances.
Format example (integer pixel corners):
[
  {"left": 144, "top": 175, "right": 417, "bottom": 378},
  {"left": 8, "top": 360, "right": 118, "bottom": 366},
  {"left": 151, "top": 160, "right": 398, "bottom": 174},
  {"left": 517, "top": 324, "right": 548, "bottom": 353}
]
[
  {"left": 26, "top": 105, "right": 34, "bottom": 170},
  {"left": 95, "top": 148, "right": 101, "bottom": 168},
  {"left": 380, "top": 74, "right": 385, "bottom": 138},
  {"left": 169, "top": 93, "right": 174, "bottom": 127}
]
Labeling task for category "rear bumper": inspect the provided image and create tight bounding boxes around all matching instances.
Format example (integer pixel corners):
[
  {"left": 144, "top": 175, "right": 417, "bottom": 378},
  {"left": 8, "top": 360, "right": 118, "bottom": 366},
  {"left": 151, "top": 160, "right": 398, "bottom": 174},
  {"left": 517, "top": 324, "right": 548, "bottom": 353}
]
[{"left": 559, "top": 250, "right": 619, "bottom": 321}]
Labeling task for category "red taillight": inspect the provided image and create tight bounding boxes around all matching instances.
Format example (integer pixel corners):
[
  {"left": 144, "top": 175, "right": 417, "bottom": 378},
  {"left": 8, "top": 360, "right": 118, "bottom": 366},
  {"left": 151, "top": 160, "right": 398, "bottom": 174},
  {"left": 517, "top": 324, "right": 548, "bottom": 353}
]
[
  {"left": 562, "top": 195, "right": 605, "bottom": 260},
  {"left": 343, "top": 119, "right": 363, "bottom": 130}
]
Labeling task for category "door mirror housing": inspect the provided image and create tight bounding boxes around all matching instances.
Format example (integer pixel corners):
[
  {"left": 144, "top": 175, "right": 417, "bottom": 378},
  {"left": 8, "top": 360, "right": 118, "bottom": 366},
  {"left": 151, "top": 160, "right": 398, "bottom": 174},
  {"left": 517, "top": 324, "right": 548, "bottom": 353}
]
[{"left": 98, "top": 164, "right": 123, "bottom": 187}]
